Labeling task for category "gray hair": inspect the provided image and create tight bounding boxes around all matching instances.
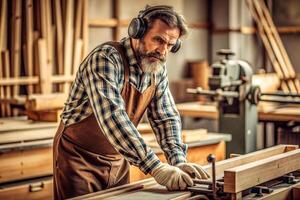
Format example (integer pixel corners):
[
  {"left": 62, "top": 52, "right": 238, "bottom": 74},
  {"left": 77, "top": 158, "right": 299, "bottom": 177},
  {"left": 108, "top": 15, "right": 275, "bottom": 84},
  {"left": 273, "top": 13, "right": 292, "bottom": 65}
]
[{"left": 142, "top": 5, "right": 189, "bottom": 38}]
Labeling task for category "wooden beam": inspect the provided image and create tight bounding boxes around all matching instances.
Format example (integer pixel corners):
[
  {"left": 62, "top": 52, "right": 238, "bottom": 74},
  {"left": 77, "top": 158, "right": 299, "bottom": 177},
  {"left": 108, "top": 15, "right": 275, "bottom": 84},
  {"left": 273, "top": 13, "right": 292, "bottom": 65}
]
[
  {"left": 11, "top": 0, "right": 22, "bottom": 97},
  {"left": 25, "top": 93, "right": 67, "bottom": 111},
  {"left": 112, "top": 0, "right": 120, "bottom": 41},
  {"left": 38, "top": 39, "right": 51, "bottom": 93},
  {"left": 223, "top": 148, "right": 300, "bottom": 193},
  {"left": 73, "top": 0, "right": 83, "bottom": 74},
  {"left": 89, "top": 19, "right": 119, "bottom": 27},
  {"left": 25, "top": 0, "right": 34, "bottom": 95},
  {"left": 202, "top": 144, "right": 298, "bottom": 178},
  {"left": 63, "top": 0, "right": 74, "bottom": 93},
  {"left": 82, "top": 0, "right": 89, "bottom": 58},
  {"left": 0, "top": 0, "right": 7, "bottom": 50},
  {"left": 72, "top": 39, "right": 83, "bottom": 74},
  {"left": 1, "top": 51, "right": 11, "bottom": 116},
  {"left": 54, "top": 0, "right": 64, "bottom": 92}
]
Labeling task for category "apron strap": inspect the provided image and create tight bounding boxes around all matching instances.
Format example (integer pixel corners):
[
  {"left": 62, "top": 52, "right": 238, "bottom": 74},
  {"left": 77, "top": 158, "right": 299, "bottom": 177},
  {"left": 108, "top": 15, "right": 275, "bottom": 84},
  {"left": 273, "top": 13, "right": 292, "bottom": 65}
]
[{"left": 103, "top": 42, "right": 130, "bottom": 83}]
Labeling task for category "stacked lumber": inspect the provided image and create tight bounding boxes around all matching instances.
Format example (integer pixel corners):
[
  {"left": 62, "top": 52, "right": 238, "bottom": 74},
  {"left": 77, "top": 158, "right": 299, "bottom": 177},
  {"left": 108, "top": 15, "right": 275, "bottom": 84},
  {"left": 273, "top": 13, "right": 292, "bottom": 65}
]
[
  {"left": 0, "top": 0, "right": 89, "bottom": 117},
  {"left": 246, "top": 0, "right": 300, "bottom": 94}
]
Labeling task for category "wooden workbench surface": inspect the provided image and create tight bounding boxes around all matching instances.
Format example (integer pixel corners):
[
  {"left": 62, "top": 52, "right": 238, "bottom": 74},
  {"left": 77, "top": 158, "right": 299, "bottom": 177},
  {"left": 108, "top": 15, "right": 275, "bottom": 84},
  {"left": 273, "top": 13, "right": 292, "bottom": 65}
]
[{"left": 176, "top": 101, "right": 300, "bottom": 122}]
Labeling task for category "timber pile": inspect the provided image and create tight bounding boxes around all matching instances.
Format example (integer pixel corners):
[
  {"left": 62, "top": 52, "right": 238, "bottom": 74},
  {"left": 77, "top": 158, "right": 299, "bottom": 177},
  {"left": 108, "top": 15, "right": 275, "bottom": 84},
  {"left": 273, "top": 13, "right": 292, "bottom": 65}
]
[
  {"left": 246, "top": 0, "right": 300, "bottom": 94},
  {"left": 0, "top": 0, "right": 89, "bottom": 117}
]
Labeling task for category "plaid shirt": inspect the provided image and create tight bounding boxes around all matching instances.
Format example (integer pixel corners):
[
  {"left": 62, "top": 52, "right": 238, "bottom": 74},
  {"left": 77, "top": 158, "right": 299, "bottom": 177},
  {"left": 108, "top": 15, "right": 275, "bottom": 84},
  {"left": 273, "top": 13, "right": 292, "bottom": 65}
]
[{"left": 61, "top": 37, "right": 187, "bottom": 174}]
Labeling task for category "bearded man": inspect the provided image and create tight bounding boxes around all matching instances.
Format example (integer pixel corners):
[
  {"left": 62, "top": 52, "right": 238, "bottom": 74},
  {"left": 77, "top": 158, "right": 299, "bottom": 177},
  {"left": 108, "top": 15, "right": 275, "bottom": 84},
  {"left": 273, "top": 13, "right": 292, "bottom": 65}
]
[{"left": 53, "top": 5, "right": 209, "bottom": 200}]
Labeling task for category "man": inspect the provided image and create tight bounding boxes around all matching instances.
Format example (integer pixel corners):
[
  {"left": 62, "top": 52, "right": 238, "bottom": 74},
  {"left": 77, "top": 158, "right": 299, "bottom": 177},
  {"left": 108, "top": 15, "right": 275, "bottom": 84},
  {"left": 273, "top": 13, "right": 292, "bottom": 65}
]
[{"left": 53, "top": 5, "right": 209, "bottom": 199}]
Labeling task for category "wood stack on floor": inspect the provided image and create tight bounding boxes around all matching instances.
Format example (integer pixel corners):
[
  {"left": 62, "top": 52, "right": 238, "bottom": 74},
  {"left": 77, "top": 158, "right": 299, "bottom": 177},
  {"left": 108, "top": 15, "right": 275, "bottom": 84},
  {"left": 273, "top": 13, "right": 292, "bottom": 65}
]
[
  {"left": 0, "top": 0, "right": 89, "bottom": 118},
  {"left": 246, "top": 0, "right": 300, "bottom": 94}
]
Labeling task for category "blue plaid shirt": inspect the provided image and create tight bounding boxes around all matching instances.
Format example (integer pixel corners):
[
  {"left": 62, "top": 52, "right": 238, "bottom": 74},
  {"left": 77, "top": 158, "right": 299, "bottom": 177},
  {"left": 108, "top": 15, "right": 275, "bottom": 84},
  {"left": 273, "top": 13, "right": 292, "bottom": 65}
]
[{"left": 61, "top": 37, "right": 187, "bottom": 174}]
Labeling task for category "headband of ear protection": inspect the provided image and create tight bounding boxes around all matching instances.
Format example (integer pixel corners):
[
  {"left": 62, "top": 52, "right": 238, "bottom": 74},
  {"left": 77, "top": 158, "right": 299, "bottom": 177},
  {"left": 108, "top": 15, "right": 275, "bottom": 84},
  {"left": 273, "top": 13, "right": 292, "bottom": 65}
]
[{"left": 128, "top": 5, "right": 182, "bottom": 53}]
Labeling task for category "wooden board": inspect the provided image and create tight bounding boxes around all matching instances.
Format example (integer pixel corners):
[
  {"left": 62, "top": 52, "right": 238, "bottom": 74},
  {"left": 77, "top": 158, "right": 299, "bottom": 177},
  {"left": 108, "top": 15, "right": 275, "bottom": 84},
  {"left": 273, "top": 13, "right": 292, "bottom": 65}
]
[
  {"left": 224, "top": 148, "right": 300, "bottom": 193},
  {"left": 202, "top": 144, "right": 298, "bottom": 177},
  {"left": 63, "top": 0, "right": 74, "bottom": 93},
  {"left": 37, "top": 39, "right": 51, "bottom": 93},
  {"left": 0, "top": 147, "right": 53, "bottom": 184},
  {"left": 176, "top": 102, "right": 218, "bottom": 119},
  {"left": 27, "top": 109, "right": 62, "bottom": 122},
  {"left": 25, "top": 93, "right": 67, "bottom": 111},
  {"left": 182, "top": 129, "right": 207, "bottom": 143},
  {"left": 70, "top": 178, "right": 191, "bottom": 200},
  {"left": 11, "top": 0, "right": 22, "bottom": 97},
  {"left": 25, "top": 0, "right": 34, "bottom": 94}
]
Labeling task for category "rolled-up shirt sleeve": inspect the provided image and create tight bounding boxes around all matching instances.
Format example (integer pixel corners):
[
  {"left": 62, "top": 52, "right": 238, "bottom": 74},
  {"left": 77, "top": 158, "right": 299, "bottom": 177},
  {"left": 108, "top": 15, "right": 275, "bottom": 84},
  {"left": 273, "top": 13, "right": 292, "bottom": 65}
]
[
  {"left": 80, "top": 46, "right": 160, "bottom": 174},
  {"left": 147, "top": 67, "right": 187, "bottom": 166}
]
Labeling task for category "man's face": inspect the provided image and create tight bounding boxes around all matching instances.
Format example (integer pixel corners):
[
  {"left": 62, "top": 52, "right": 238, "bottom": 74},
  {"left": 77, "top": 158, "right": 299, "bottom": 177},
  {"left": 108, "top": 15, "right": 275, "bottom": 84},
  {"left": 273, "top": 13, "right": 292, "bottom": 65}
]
[{"left": 136, "top": 19, "right": 180, "bottom": 73}]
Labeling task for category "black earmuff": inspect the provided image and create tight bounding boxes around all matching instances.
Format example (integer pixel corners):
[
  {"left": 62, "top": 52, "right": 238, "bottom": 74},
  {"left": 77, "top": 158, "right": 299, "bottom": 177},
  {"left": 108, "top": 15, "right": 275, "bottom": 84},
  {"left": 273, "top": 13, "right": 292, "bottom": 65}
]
[{"left": 128, "top": 6, "right": 182, "bottom": 53}]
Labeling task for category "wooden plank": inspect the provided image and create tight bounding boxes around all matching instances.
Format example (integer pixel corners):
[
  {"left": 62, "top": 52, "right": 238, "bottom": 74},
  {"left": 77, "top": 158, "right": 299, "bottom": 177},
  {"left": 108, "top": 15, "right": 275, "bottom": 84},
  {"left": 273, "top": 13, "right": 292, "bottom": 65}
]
[
  {"left": 112, "top": 0, "right": 121, "bottom": 41},
  {"left": 72, "top": 0, "right": 83, "bottom": 74},
  {"left": 37, "top": 39, "right": 51, "bottom": 93},
  {"left": 246, "top": 0, "right": 288, "bottom": 93},
  {"left": 0, "top": 0, "right": 7, "bottom": 50},
  {"left": 0, "top": 76, "right": 39, "bottom": 86},
  {"left": 25, "top": 93, "right": 67, "bottom": 111},
  {"left": 202, "top": 144, "right": 298, "bottom": 178},
  {"left": 0, "top": 57, "right": 5, "bottom": 116},
  {"left": 258, "top": 0, "right": 296, "bottom": 79},
  {"left": 54, "top": 0, "right": 64, "bottom": 90},
  {"left": 74, "top": 0, "right": 83, "bottom": 41},
  {"left": 182, "top": 129, "right": 208, "bottom": 143},
  {"left": 27, "top": 109, "right": 62, "bottom": 122},
  {"left": 63, "top": 0, "right": 74, "bottom": 93},
  {"left": 72, "top": 39, "right": 83, "bottom": 74},
  {"left": 25, "top": 0, "right": 34, "bottom": 94},
  {"left": 251, "top": 0, "right": 299, "bottom": 93},
  {"left": 0, "top": 128, "right": 56, "bottom": 145},
  {"left": 176, "top": 102, "right": 218, "bottom": 119},
  {"left": 82, "top": 0, "right": 89, "bottom": 58},
  {"left": 1, "top": 51, "right": 11, "bottom": 116},
  {"left": 11, "top": 0, "right": 22, "bottom": 97},
  {"left": 251, "top": 0, "right": 288, "bottom": 77},
  {"left": 223, "top": 148, "right": 300, "bottom": 193},
  {"left": 252, "top": 0, "right": 290, "bottom": 79},
  {"left": 0, "top": 0, "right": 7, "bottom": 116},
  {"left": 0, "top": 147, "right": 53, "bottom": 184}
]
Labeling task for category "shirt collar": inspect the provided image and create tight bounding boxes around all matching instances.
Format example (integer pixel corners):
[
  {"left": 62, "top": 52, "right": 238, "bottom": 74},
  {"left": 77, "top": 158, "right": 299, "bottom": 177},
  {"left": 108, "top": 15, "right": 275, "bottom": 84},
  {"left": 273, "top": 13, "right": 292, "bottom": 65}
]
[{"left": 120, "top": 37, "right": 139, "bottom": 67}]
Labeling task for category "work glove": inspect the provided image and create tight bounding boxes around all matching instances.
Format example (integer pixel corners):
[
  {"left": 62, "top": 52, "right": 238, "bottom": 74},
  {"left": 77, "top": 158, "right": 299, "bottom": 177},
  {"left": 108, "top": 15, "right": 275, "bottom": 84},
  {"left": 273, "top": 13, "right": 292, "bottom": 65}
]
[
  {"left": 150, "top": 163, "right": 194, "bottom": 191},
  {"left": 176, "top": 163, "right": 210, "bottom": 179}
]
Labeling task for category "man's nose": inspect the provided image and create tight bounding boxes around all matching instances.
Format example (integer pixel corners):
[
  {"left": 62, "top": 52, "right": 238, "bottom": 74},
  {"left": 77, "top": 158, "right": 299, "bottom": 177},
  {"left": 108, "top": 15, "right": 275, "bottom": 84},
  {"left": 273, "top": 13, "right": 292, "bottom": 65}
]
[{"left": 157, "top": 44, "right": 168, "bottom": 56}]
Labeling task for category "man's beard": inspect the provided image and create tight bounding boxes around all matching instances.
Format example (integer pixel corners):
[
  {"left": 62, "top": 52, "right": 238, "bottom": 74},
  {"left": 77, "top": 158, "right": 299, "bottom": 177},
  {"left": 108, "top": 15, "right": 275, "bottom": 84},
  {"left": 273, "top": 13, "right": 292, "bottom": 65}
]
[{"left": 136, "top": 40, "right": 166, "bottom": 74}]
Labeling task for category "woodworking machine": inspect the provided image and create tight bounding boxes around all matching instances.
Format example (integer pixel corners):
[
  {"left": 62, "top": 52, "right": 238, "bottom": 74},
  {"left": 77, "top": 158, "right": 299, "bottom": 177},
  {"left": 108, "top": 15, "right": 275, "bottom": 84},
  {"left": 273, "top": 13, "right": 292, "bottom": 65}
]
[
  {"left": 70, "top": 145, "right": 300, "bottom": 200},
  {"left": 188, "top": 49, "right": 300, "bottom": 156}
]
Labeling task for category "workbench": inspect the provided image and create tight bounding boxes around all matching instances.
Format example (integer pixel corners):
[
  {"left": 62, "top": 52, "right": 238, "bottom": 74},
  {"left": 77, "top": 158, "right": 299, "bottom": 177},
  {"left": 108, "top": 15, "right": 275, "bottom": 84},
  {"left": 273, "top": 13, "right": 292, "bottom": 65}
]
[
  {"left": 0, "top": 117, "right": 230, "bottom": 199},
  {"left": 176, "top": 101, "right": 300, "bottom": 148},
  {"left": 69, "top": 145, "right": 300, "bottom": 200}
]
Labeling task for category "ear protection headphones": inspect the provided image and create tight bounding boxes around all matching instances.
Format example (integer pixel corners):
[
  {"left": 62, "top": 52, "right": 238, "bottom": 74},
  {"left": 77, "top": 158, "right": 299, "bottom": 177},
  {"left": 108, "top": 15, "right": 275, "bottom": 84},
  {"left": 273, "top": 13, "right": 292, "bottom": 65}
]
[{"left": 128, "top": 5, "right": 182, "bottom": 53}]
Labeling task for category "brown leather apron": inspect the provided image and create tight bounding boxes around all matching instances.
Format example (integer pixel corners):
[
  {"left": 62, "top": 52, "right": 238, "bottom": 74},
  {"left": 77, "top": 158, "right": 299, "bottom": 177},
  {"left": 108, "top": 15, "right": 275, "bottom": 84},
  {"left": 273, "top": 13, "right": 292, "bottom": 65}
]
[{"left": 53, "top": 42, "right": 156, "bottom": 200}]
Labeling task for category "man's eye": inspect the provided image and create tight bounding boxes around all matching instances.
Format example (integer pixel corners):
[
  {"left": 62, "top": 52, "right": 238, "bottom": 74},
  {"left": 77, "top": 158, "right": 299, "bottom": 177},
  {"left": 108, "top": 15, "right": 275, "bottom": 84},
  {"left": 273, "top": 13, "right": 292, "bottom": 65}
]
[{"left": 154, "top": 37, "right": 164, "bottom": 44}]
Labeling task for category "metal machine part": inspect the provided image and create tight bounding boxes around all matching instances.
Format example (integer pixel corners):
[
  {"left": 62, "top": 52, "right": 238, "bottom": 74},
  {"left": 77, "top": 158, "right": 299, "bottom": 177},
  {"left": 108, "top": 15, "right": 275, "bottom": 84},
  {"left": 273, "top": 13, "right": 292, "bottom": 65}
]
[{"left": 187, "top": 49, "right": 300, "bottom": 157}]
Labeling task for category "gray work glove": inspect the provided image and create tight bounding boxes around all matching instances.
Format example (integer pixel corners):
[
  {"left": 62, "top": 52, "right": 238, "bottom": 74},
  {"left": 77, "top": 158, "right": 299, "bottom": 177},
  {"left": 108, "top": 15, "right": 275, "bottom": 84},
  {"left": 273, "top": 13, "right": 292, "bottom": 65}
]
[
  {"left": 176, "top": 163, "right": 210, "bottom": 179},
  {"left": 150, "top": 163, "right": 194, "bottom": 191}
]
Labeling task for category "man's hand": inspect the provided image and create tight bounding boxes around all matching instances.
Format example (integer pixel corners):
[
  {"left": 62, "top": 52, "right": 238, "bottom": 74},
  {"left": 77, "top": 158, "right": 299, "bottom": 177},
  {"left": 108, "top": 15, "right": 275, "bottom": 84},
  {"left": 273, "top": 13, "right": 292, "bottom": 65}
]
[
  {"left": 150, "top": 163, "right": 193, "bottom": 190},
  {"left": 176, "top": 163, "right": 210, "bottom": 179}
]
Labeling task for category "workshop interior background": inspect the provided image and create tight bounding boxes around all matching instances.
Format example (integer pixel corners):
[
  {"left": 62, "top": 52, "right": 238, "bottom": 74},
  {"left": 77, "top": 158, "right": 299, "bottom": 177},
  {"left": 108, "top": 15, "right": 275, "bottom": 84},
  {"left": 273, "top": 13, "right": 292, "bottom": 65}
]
[
  {"left": 0, "top": 0, "right": 300, "bottom": 199},
  {"left": 0, "top": 0, "right": 300, "bottom": 142}
]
